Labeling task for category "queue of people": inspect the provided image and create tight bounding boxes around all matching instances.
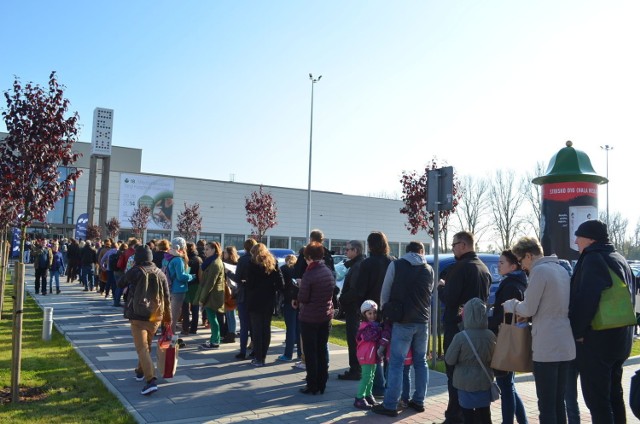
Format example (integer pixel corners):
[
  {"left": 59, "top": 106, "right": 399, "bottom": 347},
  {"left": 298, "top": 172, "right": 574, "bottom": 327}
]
[{"left": 27, "top": 220, "right": 637, "bottom": 423}]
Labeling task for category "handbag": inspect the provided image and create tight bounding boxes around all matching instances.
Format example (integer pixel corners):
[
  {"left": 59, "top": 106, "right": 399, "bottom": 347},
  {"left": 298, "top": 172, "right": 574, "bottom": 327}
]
[
  {"left": 591, "top": 268, "right": 636, "bottom": 330},
  {"left": 461, "top": 330, "right": 501, "bottom": 402},
  {"left": 157, "top": 328, "right": 179, "bottom": 378},
  {"left": 490, "top": 314, "right": 533, "bottom": 372}
]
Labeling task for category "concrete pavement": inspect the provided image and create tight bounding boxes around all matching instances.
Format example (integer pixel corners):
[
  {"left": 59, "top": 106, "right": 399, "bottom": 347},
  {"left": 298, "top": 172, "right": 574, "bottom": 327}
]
[{"left": 22, "top": 265, "right": 640, "bottom": 423}]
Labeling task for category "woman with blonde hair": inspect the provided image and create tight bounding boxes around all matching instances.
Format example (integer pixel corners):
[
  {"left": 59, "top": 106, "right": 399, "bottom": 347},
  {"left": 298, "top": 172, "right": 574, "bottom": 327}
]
[
  {"left": 198, "top": 241, "right": 225, "bottom": 349},
  {"left": 245, "top": 243, "right": 284, "bottom": 366}
]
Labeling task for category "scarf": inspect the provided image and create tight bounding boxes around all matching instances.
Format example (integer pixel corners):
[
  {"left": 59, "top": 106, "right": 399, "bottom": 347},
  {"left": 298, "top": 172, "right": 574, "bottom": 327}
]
[{"left": 201, "top": 254, "right": 218, "bottom": 271}]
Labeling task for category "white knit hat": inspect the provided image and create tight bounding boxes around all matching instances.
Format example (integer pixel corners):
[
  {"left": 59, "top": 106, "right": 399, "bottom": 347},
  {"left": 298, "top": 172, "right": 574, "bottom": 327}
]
[{"left": 360, "top": 300, "right": 378, "bottom": 314}]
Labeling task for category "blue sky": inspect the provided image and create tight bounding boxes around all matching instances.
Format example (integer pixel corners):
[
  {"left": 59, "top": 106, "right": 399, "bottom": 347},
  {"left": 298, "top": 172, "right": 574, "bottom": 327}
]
[{"left": 2, "top": 1, "right": 639, "bottom": 232}]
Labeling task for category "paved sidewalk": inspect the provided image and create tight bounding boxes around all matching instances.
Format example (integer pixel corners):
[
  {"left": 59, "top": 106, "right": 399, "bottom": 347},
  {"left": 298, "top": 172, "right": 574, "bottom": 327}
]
[{"left": 23, "top": 267, "right": 640, "bottom": 423}]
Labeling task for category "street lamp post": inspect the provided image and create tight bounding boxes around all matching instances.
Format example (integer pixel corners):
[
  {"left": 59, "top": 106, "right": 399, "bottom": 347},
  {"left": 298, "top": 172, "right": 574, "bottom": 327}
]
[
  {"left": 306, "top": 73, "right": 321, "bottom": 237},
  {"left": 600, "top": 144, "right": 613, "bottom": 227}
]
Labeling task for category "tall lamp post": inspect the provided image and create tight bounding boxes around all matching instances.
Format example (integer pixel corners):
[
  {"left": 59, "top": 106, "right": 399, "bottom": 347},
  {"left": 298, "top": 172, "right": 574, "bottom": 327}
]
[
  {"left": 306, "top": 73, "right": 322, "bottom": 237},
  {"left": 600, "top": 144, "right": 613, "bottom": 227}
]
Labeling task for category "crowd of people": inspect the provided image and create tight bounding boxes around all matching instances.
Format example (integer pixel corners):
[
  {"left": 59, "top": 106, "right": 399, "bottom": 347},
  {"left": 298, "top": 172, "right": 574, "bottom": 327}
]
[{"left": 26, "top": 220, "right": 636, "bottom": 423}]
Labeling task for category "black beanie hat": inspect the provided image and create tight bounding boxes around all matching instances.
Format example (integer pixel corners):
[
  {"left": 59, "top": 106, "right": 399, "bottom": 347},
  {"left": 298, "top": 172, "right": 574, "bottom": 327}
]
[
  {"left": 575, "top": 220, "right": 609, "bottom": 243},
  {"left": 134, "top": 245, "right": 153, "bottom": 264}
]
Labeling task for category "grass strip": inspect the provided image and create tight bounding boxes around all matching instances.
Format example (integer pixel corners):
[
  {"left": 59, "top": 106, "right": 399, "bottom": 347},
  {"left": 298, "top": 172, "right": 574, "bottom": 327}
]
[{"left": 0, "top": 279, "right": 136, "bottom": 424}]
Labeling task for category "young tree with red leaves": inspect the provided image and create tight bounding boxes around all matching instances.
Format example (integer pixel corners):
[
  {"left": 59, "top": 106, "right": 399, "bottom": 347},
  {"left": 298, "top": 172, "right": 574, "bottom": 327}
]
[
  {"left": 86, "top": 224, "right": 102, "bottom": 241},
  {"left": 399, "top": 158, "right": 461, "bottom": 247},
  {"left": 0, "top": 72, "right": 82, "bottom": 258},
  {"left": 128, "top": 206, "right": 151, "bottom": 240},
  {"left": 177, "top": 202, "right": 202, "bottom": 241},
  {"left": 105, "top": 217, "right": 120, "bottom": 240},
  {"left": 1, "top": 72, "right": 82, "bottom": 402},
  {"left": 245, "top": 186, "right": 278, "bottom": 241}
]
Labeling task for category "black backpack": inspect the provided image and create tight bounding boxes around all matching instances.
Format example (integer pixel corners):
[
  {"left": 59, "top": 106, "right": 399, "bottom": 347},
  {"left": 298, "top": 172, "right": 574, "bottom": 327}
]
[
  {"left": 127, "top": 267, "right": 164, "bottom": 321},
  {"left": 109, "top": 251, "right": 121, "bottom": 271}
]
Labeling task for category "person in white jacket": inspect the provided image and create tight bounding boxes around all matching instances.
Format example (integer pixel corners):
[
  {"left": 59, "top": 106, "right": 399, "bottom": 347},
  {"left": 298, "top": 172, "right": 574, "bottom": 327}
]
[{"left": 503, "top": 236, "right": 575, "bottom": 424}]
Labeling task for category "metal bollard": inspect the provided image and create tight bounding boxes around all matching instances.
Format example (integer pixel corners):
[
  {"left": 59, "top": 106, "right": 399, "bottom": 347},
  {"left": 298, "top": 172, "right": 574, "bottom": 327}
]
[{"left": 42, "top": 307, "right": 53, "bottom": 341}]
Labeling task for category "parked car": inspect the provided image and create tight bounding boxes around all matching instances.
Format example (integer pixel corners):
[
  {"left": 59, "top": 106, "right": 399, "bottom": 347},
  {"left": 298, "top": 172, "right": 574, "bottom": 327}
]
[
  {"left": 332, "top": 254, "right": 347, "bottom": 266},
  {"left": 333, "top": 252, "right": 501, "bottom": 320}
]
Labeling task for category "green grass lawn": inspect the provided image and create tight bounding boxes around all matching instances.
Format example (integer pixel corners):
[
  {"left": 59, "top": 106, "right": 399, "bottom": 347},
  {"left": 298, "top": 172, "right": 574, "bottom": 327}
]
[{"left": 0, "top": 279, "right": 136, "bottom": 423}]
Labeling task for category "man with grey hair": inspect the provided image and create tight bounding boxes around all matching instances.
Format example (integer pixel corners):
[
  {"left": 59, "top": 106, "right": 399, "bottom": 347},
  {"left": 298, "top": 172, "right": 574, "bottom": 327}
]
[{"left": 336, "top": 240, "right": 365, "bottom": 380}]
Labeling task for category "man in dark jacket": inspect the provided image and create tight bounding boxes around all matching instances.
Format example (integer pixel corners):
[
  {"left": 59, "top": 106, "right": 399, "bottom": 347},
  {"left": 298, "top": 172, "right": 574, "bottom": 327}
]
[
  {"left": 32, "top": 239, "right": 53, "bottom": 295},
  {"left": 336, "top": 240, "right": 365, "bottom": 380},
  {"left": 373, "top": 241, "right": 433, "bottom": 416},
  {"left": 570, "top": 220, "right": 634, "bottom": 423},
  {"left": 354, "top": 231, "right": 393, "bottom": 396},
  {"left": 437, "top": 231, "right": 492, "bottom": 424},
  {"left": 294, "top": 229, "right": 335, "bottom": 278},
  {"left": 118, "top": 245, "right": 171, "bottom": 396},
  {"left": 80, "top": 240, "right": 98, "bottom": 292}
]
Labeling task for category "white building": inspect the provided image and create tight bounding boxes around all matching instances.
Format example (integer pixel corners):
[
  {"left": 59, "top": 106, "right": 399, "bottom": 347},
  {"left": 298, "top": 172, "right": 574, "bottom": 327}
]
[{"left": 8, "top": 136, "right": 431, "bottom": 256}]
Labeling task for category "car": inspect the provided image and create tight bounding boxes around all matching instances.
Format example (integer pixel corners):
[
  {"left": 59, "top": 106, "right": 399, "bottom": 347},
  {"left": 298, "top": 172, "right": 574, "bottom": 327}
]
[
  {"left": 332, "top": 254, "right": 347, "bottom": 266},
  {"left": 426, "top": 253, "right": 502, "bottom": 306},
  {"left": 237, "top": 248, "right": 296, "bottom": 267},
  {"left": 333, "top": 252, "right": 501, "bottom": 320}
]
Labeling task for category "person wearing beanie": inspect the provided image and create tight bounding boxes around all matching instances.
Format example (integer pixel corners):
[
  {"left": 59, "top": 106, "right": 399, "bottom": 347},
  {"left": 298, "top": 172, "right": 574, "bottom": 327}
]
[
  {"left": 163, "top": 237, "right": 194, "bottom": 335},
  {"left": 353, "top": 299, "right": 382, "bottom": 410},
  {"left": 117, "top": 245, "right": 171, "bottom": 396},
  {"left": 569, "top": 220, "right": 634, "bottom": 423}
]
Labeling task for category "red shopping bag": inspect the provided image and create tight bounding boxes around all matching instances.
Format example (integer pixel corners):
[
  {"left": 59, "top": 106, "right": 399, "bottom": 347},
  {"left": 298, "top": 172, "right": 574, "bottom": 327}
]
[{"left": 157, "top": 328, "right": 179, "bottom": 378}]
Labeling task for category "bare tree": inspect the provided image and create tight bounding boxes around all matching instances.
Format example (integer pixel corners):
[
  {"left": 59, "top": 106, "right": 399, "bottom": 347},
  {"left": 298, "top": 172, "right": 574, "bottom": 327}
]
[
  {"left": 523, "top": 161, "right": 546, "bottom": 239},
  {"left": 105, "top": 217, "right": 120, "bottom": 240},
  {"left": 177, "top": 202, "right": 202, "bottom": 241},
  {"left": 489, "top": 170, "right": 527, "bottom": 250},
  {"left": 599, "top": 211, "right": 628, "bottom": 254},
  {"left": 245, "top": 186, "right": 278, "bottom": 240},
  {"left": 128, "top": 206, "right": 151, "bottom": 241},
  {"left": 455, "top": 175, "right": 491, "bottom": 248}
]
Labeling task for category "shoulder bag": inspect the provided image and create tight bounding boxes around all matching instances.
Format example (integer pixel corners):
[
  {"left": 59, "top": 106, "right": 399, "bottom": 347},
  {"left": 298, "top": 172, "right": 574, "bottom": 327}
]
[
  {"left": 490, "top": 313, "right": 533, "bottom": 372},
  {"left": 591, "top": 268, "right": 636, "bottom": 330},
  {"left": 461, "top": 330, "right": 500, "bottom": 402}
]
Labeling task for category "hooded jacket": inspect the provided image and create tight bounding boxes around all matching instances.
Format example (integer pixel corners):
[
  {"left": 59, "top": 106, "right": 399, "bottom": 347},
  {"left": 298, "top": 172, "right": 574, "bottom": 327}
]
[
  {"left": 380, "top": 252, "right": 434, "bottom": 323},
  {"left": 569, "top": 242, "right": 633, "bottom": 360},
  {"left": 162, "top": 253, "right": 194, "bottom": 294},
  {"left": 445, "top": 297, "right": 496, "bottom": 392}
]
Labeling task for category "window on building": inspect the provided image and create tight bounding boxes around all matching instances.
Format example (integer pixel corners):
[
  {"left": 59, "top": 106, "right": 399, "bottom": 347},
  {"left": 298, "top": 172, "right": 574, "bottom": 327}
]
[
  {"left": 389, "top": 242, "right": 400, "bottom": 259},
  {"left": 330, "top": 239, "right": 348, "bottom": 254},
  {"left": 45, "top": 166, "right": 76, "bottom": 225},
  {"left": 147, "top": 231, "right": 171, "bottom": 242},
  {"left": 224, "top": 234, "right": 246, "bottom": 250},
  {"left": 199, "top": 233, "right": 222, "bottom": 243},
  {"left": 291, "top": 237, "right": 306, "bottom": 254},
  {"left": 269, "top": 236, "right": 289, "bottom": 249}
]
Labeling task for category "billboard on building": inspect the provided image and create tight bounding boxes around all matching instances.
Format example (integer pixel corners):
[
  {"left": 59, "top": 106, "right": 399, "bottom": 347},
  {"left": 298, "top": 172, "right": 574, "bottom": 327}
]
[{"left": 119, "top": 174, "right": 175, "bottom": 230}]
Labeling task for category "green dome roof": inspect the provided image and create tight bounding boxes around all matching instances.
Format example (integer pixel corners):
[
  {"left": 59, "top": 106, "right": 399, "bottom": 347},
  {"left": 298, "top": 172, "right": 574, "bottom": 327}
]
[{"left": 532, "top": 141, "right": 608, "bottom": 185}]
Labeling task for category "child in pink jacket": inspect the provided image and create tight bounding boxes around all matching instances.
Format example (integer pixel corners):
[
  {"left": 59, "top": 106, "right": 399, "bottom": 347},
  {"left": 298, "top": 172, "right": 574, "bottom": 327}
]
[{"left": 354, "top": 300, "right": 383, "bottom": 410}]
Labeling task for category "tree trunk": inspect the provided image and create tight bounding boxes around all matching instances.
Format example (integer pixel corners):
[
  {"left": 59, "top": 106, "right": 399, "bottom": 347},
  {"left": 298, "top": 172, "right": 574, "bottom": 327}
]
[{"left": 11, "top": 261, "right": 25, "bottom": 402}]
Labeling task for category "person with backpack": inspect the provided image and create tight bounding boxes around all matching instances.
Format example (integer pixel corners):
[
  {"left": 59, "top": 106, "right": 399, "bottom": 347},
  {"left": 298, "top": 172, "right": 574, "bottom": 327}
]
[
  {"left": 162, "top": 237, "right": 194, "bottom": 335},
  {"left": 101, "top": 240, "right": 120, "bottom": 302},
  {"left": 118, "top": 245, "right": 171, "bottom": 396},
  {"left": 33, "top": 239, "right": 53, "bottom": 295}
]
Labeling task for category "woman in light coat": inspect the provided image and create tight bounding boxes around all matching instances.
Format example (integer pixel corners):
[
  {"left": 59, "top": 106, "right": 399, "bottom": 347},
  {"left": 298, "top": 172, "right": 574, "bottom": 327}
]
[{"left": 503, "top": 237, "right": 575, "bottom": 424}]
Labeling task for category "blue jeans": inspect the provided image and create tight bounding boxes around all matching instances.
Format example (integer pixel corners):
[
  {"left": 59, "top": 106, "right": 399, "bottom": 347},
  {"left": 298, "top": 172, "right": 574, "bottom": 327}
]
[
  {"left": 282, "top": 302, "right": 300, "bottom": 359},
  {"left": 496, "top": 371, "right": 528, "bottom": 424},
  {"left": 383, "top": 322, "right": 429, "bottom": 410},
  {"left": 401, "top": 364, "right": 411, "bottom": 401},
  {"left": 564, "top": 360, "right": 580, "bottom": 424},
  {"left": 81, "top": 265, "right": 95, "bottom": 290},
  {"left": 105, "top": 270, "right": 117, "bottom": 297},
  {"left": 225, "top": 309, "right": 236, "bottom": 334},
  {"left": 49, "top": 270, "right": 61, "bottom": 293},
  {"left": 533, "top": 361, "right": 569, "bottom": 424}
]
